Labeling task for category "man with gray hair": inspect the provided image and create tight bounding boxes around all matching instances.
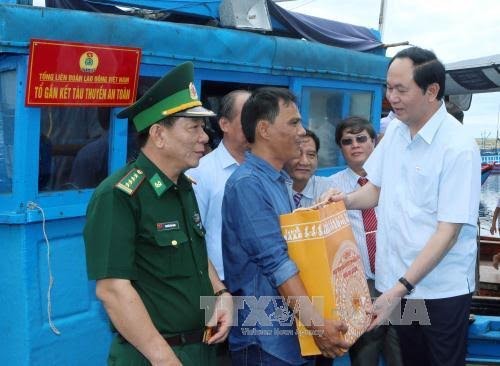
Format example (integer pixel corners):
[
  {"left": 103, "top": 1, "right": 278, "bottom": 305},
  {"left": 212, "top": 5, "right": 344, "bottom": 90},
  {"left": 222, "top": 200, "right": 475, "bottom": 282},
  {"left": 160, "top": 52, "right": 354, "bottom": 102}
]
[{"left": 188, "top": 90, "right": 251, "bottom": 280}]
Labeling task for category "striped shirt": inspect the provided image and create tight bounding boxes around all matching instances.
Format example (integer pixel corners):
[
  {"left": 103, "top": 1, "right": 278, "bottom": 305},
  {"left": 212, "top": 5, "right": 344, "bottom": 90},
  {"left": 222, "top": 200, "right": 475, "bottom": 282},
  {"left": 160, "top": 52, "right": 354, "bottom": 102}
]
[{"left": 328, "top": 168, "right": 376, "bottom": 280}]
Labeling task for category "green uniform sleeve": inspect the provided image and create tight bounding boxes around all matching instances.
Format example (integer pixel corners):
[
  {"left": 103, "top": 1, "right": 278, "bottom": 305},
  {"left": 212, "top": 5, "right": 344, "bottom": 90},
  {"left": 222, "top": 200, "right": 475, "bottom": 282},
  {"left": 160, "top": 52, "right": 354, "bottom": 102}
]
[{"left": 84, "top": 188, "right": 138, "bottom": 280}]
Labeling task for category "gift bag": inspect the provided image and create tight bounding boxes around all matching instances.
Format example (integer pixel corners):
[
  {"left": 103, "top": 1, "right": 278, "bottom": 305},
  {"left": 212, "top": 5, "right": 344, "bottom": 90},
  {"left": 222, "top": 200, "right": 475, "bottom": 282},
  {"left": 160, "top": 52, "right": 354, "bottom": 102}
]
[{"left": 280, "top": 201, "right": 371, "bottom": 356}]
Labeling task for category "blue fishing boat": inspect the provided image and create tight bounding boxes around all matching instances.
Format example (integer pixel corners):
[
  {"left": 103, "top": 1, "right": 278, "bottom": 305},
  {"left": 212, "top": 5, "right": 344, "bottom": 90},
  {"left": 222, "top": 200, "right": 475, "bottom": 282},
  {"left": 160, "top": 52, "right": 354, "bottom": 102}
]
[{"left": 0, "top": 1, "right": 498, "bottom": 365}]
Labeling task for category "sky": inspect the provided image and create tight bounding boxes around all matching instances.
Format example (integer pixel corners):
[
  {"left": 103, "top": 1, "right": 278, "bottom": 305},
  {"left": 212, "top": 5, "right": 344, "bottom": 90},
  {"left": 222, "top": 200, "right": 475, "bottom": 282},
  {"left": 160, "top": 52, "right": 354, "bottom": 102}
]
[{"left": 279, "top": 0, "right": 500, "bottom": 139}]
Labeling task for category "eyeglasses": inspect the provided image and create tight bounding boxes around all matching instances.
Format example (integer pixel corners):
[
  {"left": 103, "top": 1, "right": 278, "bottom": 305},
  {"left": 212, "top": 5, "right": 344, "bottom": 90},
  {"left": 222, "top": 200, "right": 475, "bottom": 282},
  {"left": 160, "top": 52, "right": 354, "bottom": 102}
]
[{"left": 340, "top": 135, "right": 369, "bottom": 146}]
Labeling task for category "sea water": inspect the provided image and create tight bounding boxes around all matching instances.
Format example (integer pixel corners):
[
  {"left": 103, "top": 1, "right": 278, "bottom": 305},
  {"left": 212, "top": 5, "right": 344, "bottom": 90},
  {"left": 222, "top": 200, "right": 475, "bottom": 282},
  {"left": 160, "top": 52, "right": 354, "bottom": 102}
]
[{"left": 479, "top": 173, "right": 500, "bottom": 235}]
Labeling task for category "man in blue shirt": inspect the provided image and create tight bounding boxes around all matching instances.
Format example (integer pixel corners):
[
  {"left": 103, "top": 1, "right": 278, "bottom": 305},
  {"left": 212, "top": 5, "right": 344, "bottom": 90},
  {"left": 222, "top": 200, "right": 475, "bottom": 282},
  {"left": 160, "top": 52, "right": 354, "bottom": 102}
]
[{"left": 222, "top": 87, "right": 350, "bottom": 365}]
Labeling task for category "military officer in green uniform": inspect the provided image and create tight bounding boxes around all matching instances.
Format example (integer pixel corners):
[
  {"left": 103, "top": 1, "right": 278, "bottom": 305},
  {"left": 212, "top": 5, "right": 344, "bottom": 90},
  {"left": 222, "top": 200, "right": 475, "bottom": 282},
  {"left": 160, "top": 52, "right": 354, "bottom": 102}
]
[{"left": 84, "top": 62, "right": 232, "bottom": 366}]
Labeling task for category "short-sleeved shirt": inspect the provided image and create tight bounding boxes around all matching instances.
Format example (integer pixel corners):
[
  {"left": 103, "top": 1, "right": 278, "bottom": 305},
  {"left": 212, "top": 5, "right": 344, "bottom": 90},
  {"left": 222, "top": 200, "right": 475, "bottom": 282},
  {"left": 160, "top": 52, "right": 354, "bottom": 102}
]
[
  {"left": 222, "top": 152, "right": 306, "bottom": 365},
  {"left": 186, "top": 141, "right": 240, "bottom": 280},
  {"left": 84, "top": 152, "right": 214, "bottom": 335},
  {"left": 364, "top": 103, "right": 481, "bottom": 299},
  {"left": 287, "top": 175, "right": 333, "bottom": 208},
  {"left": 328, "top": 168, "right": 376, "bottom": 280}
]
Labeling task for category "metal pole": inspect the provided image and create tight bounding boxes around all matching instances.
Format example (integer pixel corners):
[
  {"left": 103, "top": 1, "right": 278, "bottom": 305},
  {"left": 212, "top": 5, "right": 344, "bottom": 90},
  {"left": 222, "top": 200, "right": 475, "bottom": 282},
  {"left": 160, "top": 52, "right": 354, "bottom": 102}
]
[
  {"left": 378, "top": 0, "right": 387, "bottom": 39},
  {"left": 496, "top": 103, "right": 499, "bottom": 155}
]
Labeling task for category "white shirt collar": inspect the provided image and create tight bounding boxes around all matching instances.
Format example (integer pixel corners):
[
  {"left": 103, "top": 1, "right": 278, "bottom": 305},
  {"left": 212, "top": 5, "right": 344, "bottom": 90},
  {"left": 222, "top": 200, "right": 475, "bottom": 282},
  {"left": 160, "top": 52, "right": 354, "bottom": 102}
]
[{"left": 215, "top": 140, "right": 239, "bottom": 169}]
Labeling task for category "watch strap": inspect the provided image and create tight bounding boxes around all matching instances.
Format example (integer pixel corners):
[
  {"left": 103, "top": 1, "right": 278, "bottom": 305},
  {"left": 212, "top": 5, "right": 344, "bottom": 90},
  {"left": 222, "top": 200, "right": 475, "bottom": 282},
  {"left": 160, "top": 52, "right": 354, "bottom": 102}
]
[{"left": 398, "top": 277, "right": 414, "bottom": 295}]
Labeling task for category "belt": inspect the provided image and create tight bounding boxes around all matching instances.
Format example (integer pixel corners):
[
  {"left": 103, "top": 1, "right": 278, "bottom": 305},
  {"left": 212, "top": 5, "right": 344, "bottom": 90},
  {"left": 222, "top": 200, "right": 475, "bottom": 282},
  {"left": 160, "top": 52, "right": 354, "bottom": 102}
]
[
  {"left": 162, "top": 329, "right": 206, "bottom": 347},
  {"left": 118, "top": 329, "right": 207, "bottom": 347}
]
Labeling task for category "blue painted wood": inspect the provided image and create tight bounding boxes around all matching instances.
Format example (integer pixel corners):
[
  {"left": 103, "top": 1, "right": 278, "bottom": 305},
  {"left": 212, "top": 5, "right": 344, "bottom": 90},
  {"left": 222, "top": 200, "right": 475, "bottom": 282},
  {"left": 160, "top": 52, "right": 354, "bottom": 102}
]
[
  {"left": 467, "top": 316, "right": 500, "bottom": 363},
  {"left": 97, "top": 0, "right": 220, "bottom": 18},
  {"left": 0, "top": 4, "right": 391, "bottom": 365},
  {"left": 0, "top": 5, "right": 388, "bottom": 83}
]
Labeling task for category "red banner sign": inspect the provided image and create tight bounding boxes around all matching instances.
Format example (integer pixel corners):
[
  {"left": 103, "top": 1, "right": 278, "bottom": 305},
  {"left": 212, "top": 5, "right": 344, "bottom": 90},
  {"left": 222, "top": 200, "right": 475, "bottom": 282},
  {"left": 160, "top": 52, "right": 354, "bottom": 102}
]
[{"left": 26, "top": 39, "right": 141, "bottom": 107}]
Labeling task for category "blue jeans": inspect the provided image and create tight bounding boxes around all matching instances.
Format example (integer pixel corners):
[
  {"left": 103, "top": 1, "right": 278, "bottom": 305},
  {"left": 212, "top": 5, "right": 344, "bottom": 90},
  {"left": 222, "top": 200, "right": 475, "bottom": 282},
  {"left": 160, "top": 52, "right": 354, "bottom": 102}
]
[{"left": 231, "top": 344, "right": 313, "bottom": 366}]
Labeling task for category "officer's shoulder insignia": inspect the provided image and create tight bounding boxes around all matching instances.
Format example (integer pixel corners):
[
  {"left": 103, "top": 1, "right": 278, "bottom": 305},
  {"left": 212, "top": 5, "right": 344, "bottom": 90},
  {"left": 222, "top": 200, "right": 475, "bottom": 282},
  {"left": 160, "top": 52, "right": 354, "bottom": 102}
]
[
  {"left": 115, "top": 168, "right": 145, "bottom": 195},
  {"left": 184, "top": 174, "right": 197, "bottom": 185}
]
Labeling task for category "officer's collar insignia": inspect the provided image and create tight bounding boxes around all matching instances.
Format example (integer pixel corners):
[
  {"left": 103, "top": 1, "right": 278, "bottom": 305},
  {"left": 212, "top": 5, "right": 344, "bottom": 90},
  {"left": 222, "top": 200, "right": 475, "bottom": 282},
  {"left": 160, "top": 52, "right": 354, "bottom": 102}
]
[
  {"left": 115, "top": 168, "right": 145, "bottom": 195},
  {"left": 157, "top": 221, "right": 179, "bottom": 231},
  {"left": 149, "top": 173, "right": 167, "bottom": 197}
]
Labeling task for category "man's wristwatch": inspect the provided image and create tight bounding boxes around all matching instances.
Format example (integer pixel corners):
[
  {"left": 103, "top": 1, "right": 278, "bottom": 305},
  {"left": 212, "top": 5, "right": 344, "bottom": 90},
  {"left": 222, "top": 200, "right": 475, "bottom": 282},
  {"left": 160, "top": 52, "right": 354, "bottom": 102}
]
[
  {"left": 214, "top": 288, "right": 230, "bottom": 296},
  {"left": 398, "top": 277, "right": 415, "bottom": 295}
]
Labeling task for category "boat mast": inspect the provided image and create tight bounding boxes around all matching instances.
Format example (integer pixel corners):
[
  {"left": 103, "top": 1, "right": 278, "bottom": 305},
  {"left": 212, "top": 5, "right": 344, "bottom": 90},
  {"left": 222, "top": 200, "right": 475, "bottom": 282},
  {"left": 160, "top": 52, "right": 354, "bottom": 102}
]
[{"left": 378, "top": 0, "right": 387, "bottom": 39}]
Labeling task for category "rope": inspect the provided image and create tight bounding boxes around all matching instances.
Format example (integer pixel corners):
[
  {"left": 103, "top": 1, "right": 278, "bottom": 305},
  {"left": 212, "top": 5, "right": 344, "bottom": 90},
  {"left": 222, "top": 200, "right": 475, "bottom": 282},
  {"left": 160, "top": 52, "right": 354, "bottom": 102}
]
[{"left": 27, "top": 201, "right": 61, "bottom": 335}]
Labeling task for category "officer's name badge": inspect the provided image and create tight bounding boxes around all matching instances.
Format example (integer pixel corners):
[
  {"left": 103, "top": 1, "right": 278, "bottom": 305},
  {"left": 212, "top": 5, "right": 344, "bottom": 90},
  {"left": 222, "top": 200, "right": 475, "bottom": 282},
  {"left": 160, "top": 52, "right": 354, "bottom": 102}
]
[
  {"left": 157, "top": 221, "right": 179, "bottom": 231},
  {"left": 115, "top": 169, "right": 145, "bottom": 195}
]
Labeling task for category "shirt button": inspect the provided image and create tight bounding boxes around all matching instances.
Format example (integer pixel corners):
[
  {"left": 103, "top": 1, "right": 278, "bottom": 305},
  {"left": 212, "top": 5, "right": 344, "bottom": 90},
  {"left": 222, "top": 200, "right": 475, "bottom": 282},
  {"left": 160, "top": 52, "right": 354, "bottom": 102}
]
[
  {"left": 199, "top": 270, "right": 203, "bottom": 276},
  {"left": 171, "top": 240, "right": 178, "bottom": 246}
]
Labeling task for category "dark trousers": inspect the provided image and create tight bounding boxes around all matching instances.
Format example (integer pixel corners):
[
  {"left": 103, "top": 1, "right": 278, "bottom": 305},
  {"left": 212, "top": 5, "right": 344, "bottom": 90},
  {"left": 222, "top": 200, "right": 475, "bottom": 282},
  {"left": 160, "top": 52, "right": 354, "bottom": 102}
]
[
  {"left": 231, "top": 345, "right": 314, "bottom": 366},
  {"left": 396, "top": 293, "right": 472, "bottom": 366},
  {"left": 349, "top": 280, "right": 403, "bottom": 366}
]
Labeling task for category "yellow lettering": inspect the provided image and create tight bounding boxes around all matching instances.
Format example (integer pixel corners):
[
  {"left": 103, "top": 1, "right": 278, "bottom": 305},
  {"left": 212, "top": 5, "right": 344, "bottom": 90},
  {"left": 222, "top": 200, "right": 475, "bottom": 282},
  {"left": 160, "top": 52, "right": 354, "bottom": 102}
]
[
  {"left": 55, "top": 73, "right": 67, "bottom": 82},
  {"left": 59, "top": 87, "right": 71, "bottom": 99},
  {"left": 39, "top": 72, "right": 54, "bottom": 81},
  {"left": 117, "top": 88, "right": 130, "bottom": 100},
  {"left": 44, "top": 85, "right": 58, "bottom": 99},
  {"left": 68, "top": 74, "right": 82, "bottom": 82},
  {"left": 94, "top": 75, "right": 107, "bottom": 83}
]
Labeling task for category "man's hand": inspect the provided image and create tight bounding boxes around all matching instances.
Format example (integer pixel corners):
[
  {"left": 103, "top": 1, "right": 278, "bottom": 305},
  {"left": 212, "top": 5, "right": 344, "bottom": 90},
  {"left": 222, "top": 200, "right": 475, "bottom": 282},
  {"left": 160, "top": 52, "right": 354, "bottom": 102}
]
[
  {"left": 318, "top": 188, "right": 346, "bottom": 205},
  {"left": 490, "top": 224, "right": 498, "bottom": 235},
  {"left": 312, "top": 319, "right": 350, "bottom": 358},
  {"left": 493, "top": 253, "right": 500, "bottom": 270},
  {"left": 206, "top": 292, "right": 233, "bottom": 344},
  {"left": 367, "top": 286, "right": 403, "bottom": 331}
]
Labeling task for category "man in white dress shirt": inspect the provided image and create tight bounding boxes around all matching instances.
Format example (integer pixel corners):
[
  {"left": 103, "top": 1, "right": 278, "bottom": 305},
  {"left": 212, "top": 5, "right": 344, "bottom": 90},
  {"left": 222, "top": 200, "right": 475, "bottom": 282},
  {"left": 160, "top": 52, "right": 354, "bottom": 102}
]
[
  {"left": 284, "top": 129, "right": 332, "bottom": 209},
  {"left": 187, "top": 90, "right": 251, "bottom": 280},
  {"left": 329, "top": 47, "right": 481, "bottom": 366},
  {"left": 329, "top": 116, "right": 402, "bottom": 366}
]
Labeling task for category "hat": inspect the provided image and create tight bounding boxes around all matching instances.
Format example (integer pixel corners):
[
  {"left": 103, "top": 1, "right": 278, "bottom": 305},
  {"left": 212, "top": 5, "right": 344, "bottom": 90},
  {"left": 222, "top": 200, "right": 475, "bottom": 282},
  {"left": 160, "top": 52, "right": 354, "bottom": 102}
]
[{"left": 117, "top": 62, "right": 215, "bottom": 132}]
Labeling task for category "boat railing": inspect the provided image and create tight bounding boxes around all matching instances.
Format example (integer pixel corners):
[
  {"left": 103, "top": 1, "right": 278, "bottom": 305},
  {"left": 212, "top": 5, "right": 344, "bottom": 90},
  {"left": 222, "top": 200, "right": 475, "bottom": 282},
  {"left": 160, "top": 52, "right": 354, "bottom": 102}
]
[{"left": 481, "top": 154, "right": 500, "bottom": 164}]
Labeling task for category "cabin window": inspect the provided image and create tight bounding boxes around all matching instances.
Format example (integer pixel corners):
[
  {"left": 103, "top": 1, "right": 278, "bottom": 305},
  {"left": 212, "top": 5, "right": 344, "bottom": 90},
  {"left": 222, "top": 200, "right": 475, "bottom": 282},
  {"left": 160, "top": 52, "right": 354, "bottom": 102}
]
[
  {"left": 125, "top": 76, "right": 160, "bottom": 161},
  {"left": 200, "top": 80, "right": 262, "bottom": 151},
  {"left": 305, "top": 88, "right": 373, "bottom": 168},
  {"left": 306, "top": 89, "right": 345, "bottom": 168},
  {"left": 39, "top": 107, "right": 110, "bottom": 191},
  {"left": 0, "top": 70, "right": 16, "bottom": 194},
  {"left": 349, "top": 92, "right": 373, "bottom": 120}
]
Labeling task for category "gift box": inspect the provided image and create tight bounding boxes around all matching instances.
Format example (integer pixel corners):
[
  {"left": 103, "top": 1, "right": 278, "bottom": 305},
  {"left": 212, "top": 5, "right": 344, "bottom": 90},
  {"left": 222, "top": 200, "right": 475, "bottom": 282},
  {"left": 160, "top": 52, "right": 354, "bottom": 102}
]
[{"left": 280, "top": 201, "right": 372, "bottom": 356}]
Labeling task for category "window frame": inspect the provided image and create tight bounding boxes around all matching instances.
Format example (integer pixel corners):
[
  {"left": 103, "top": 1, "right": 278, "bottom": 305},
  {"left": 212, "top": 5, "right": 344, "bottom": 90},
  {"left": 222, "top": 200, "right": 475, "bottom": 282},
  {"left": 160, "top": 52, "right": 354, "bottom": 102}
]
[{"left": 290, "top": 77, "right": 383, "bottom": 176}]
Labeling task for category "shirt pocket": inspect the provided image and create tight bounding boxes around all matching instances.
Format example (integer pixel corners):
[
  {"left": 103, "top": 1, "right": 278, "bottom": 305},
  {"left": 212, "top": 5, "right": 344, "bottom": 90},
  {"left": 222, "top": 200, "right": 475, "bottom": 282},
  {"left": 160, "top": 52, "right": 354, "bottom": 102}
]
[
  {"left": 407, "top": 168, "right": 438, "bottom": 215},
  {"left": 152, "top": 229, "right": 194, "bottom": 278}
]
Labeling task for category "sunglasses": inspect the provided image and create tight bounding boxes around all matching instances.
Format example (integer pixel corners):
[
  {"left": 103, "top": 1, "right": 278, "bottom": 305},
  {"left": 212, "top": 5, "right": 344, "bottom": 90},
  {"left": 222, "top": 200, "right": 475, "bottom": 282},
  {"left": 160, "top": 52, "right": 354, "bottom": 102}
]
[{"left": 340, "top": 135, "right": 370, "bottom": 146}]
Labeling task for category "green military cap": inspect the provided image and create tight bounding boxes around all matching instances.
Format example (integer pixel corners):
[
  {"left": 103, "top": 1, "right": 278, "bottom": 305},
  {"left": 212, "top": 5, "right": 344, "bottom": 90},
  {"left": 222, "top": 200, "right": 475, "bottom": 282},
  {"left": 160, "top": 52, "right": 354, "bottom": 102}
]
[{"left": 117, "top": 61, "right": 215, "bottom": 132}]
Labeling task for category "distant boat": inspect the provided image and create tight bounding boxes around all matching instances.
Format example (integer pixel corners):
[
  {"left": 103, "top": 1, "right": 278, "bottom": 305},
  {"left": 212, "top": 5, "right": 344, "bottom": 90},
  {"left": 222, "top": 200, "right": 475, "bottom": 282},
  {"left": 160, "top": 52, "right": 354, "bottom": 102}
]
[{"left": 482, "top": 163, "right": 493, "bottom": 185}]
